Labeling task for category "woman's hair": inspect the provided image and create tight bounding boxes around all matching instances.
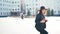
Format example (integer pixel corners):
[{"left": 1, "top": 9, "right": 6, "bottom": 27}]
[
  {"left": 39, "top": 6, "right": 46, "bottom": 14},
  {"left": 39, "top": 9, "right": 42, "bottom": 14}
]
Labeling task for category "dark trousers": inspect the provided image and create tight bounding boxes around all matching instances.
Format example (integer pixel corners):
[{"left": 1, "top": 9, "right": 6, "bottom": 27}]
[
  {"left": 39, "top": 29, "right": 48, "bottom": 34},
  {"left": 35, "top": 27, "right": 48, "bottom": 34}
]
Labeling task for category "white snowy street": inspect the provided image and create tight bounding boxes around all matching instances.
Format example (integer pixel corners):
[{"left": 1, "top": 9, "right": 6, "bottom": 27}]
[{"left": 0, "top": 17, "right": 60, "bottom": 34}]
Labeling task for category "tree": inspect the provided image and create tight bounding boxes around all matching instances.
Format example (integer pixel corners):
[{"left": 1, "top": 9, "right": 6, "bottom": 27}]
[
  {"left": 47, "top": 8, "right": 51, "bottom": 16},
  {"left": 58, "top": 10, "right": 60, "bottom": 16},
  {"left": 51, "top": 9, "right": 54, "bottom": 16},
  {"left": 27, "top": 10, "right": 31, "bottom": 16},
  {"left": 35, "top": 8, "right": 38, "bottom": 15}
]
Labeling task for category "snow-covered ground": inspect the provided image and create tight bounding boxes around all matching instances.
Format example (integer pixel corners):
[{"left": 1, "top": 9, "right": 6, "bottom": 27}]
[{"left": 0, "top": 17, "right": 60, "bottom": 34}]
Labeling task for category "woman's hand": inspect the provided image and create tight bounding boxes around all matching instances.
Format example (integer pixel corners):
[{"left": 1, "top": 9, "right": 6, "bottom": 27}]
[
  {"left": 45, "top": 20, "right": 48, "bottom": 22},
  {"left": 40, "top": 20, "right": 46, "bottom": 23},
  {"left": 40, "top": 18, "right": 48, "bottom": 23}
]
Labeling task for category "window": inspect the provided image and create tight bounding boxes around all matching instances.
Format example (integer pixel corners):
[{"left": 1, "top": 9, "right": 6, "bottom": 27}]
[
  {"left": 12, "top": 9, "right": 14, "bottom": 11},
  {"left": 12, "top": 1, "right": 14, "bottom": 4},
  {"left": 36, "top": 4, "right": 38, "bottom": 6},
  {"left": 3, "top": 8, "right": 4, "bottom": 10},
  {"left": 9, "top": 9, "right": 11, "bottom": 11},
  {"left": 0, "top": 3, "right": 2, "bottom": 6},
  {"left": 17, "top": 1, "right": 19, "bottom": 3},
  {"left": 3, "top": 4, "right": 7, "bottom": 6},
  {"left": 3, "top": 4, "right": 4, "bottom": 6},
  {"left": 26, "top": 4, "right": 29, "bottom": 6},
  {"left": 0, "top": 0, "right": 2, "bottom": 1},
  {"left": 18, "top": 9, "right": 19, "bottom": 10},
  {"left": 30, "top": 8, "right": 31, "bottom": 10},
  {"left": 3, "top": 4, "right": 6, "bottom": 6},
  {"left": 8, "top": 1, "right": 11, "bottom": 3},
  {"left": 18, "top": 5, "right": 20, "bottom": 7},
  {"left": 1, "top": 12, "right": 2, "bottom": 15},
  {"left": 7, "top": 8, "right": 8, "bottom": 11},
  {"left": 6, "top": 12, "right": 8, "bottom": 15},
  {"left": 1, "top": 8, "right": 2, "bottom": 10},
  {"left": 58, "top": 11, "right": 60, "bottom": 14},
  {"left": 3, "top": 8, "right": 7, "bottom": 11},
  {"left": 36, "top": 0, "right": 38, "bottom": 2},
  {"left": 3, "top": 0, "right": 4, "bottom": 2},
  {"left": 3, "top": 0, "right": 6, "bottom": 2},
  {"left": 9, "top": 5, "right": 10, "bottom": 7},
  {"left": 15, "top": 9, "right": 17, "bottom": 11},
  {"left": 0, "top": 8, "right": 1, "bottom": 10},
  {"left": 15, "top": 1, "right": 16, "bottom": 3}
]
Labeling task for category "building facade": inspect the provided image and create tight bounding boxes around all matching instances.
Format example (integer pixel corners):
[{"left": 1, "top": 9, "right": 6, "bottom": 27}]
[
  {"left": 0, "top": 0, "right": 21, "bottom": 16},
  {"left": 0, "top": 0, "right": 60, "bottom": 17},
  {"left": 24, "top": 0, "right": 40, "bottom": 16},
  {"left": 24, "top": 0, "right": 60, "bottom": 16}
]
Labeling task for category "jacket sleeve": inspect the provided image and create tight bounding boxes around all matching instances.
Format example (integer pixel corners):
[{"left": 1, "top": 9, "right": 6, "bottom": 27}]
[
  {"left": 35, "top": 14, "right": 45, "bottom": 29},
  {"left": 35, "top": 14, "right": 42, "bottom": 24}
]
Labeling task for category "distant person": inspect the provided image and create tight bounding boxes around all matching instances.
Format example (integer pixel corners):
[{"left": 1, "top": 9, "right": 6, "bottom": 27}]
[
  {"left": 35, "top": 6, "right": 48, "bottom": 34},
  {"left": 20, "top": 13, "right": 24, "bottom": 19}
]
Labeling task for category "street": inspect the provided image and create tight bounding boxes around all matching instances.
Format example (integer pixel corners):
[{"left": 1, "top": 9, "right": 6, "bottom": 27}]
[{"left": 0, "top": 17, "right": 60, "bottom": 34}]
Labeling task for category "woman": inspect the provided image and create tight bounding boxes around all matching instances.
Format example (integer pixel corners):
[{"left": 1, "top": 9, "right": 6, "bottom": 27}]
[{"left": 35, "top": 6, "right": 48, "bottom": 34}]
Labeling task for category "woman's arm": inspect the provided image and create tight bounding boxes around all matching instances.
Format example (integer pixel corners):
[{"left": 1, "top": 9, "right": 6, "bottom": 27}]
[
  {"left": 40, "top": 18, "right": 48, "bottom": 23},
  {"left": 35, "top": 14, "right": 41, "bottom": 23}
]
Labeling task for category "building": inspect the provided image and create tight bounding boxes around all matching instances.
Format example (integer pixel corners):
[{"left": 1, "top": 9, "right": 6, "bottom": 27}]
[
  {"left": 0, "top": 0, "right": 60, "bottom": 17},
  {"left": 24, "top": 0, "right": 40, "bottom": 16},
  {"left": 20, "top": 0, "right": 26, "bottom": 14},
  {"left": 39, "top": 0, "right": 60, "bottom": 16},
  {"left": 0, "top": 0, "right": 21, "bottom": 17}
]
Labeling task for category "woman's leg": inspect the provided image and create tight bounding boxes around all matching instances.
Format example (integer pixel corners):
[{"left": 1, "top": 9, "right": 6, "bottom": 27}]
[
  {"left": 40, "top": 29, "right": 48, "bottom": 34},
  {"left": 35, "top": 26, "right": 48, "bottom": 34}
]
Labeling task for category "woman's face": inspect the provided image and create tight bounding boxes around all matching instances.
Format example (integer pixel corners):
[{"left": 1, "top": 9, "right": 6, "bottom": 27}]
[{"left": 42, "top": 9, "right": 47, "bottom": 15}]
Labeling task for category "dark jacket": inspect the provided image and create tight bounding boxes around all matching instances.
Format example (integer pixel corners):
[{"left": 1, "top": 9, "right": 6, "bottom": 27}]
[{"left": 35, "top": 13, "right": 46, "bottom": 30}]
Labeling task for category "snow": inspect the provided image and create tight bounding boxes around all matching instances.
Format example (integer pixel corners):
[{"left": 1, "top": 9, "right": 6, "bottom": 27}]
[{"left": 0, "top": 17, "right": 60, "bottom": 34}]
